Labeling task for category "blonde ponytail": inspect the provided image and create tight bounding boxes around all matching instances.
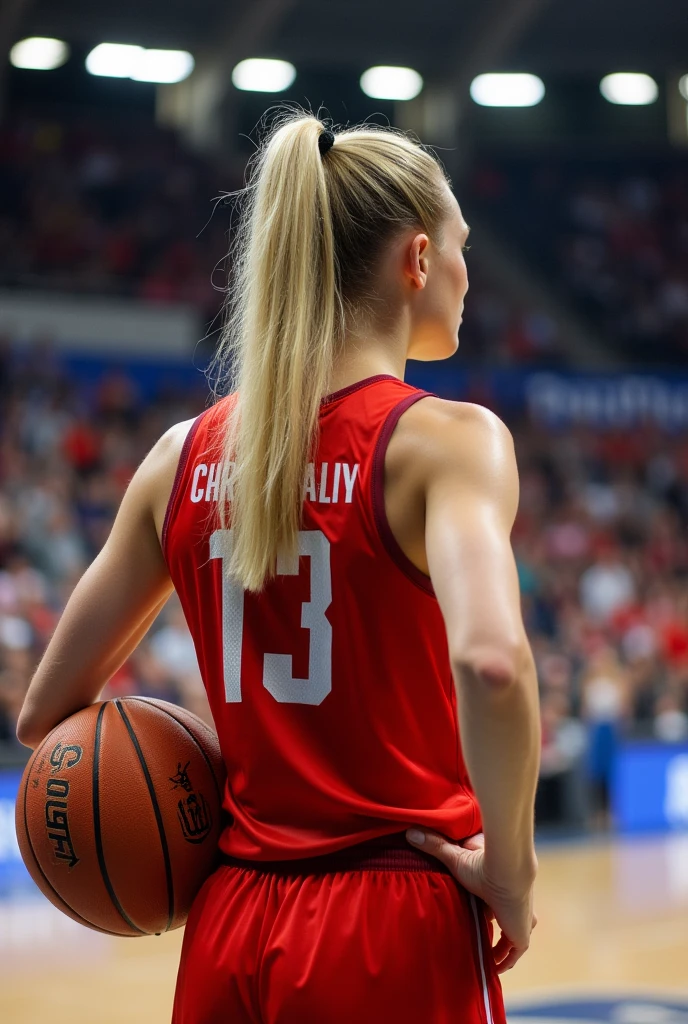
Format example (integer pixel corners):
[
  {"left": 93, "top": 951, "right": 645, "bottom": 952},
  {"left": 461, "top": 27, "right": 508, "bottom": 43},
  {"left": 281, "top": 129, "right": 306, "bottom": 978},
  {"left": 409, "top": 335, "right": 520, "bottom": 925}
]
[{"left": 213, "top": 112, "right": 450, "bottom": 592}]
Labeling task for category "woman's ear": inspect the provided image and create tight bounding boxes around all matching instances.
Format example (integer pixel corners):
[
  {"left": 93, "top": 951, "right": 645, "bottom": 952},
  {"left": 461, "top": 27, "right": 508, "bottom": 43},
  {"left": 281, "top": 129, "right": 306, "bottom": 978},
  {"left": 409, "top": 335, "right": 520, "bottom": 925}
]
[{"left": 406, "top": 232, "right": 430, "bottom": 290}]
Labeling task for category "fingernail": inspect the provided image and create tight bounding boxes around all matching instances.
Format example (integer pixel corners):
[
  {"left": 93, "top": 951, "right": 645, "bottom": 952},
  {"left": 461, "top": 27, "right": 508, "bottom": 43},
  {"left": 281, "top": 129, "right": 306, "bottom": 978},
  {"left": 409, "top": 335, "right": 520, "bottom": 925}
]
[{"left": 407, "top": 828, "right": 425, "bottom": 845}]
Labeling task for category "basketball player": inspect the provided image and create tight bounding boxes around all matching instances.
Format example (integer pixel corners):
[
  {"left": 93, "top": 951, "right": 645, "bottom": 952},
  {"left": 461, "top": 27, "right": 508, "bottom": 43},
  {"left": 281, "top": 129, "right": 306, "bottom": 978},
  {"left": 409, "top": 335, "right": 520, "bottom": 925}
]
[{"left": 17, "top": 116, "right": 540, "bottom": 1023}]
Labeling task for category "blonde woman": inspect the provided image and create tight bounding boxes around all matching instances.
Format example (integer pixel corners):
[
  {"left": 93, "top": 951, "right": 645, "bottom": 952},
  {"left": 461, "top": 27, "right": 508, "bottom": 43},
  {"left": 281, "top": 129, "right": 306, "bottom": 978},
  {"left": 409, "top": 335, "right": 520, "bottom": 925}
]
[{"left": 18, "top": 116, "right": 540, "bottom": 1024}]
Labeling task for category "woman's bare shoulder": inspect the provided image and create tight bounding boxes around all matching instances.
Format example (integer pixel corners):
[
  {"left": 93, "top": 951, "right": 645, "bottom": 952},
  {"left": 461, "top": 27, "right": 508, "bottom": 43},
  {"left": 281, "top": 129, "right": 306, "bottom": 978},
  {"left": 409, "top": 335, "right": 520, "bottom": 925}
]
[{"left": 390, "top": 396, "right": 514, "bottom": 476}]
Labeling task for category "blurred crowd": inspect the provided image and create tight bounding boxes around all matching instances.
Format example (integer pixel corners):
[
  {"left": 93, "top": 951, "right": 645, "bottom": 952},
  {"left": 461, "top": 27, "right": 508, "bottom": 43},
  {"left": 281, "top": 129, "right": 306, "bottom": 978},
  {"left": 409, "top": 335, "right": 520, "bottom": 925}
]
[
  {"left": 0, "top": 116, "right": 236, "bottom": 318},
  {"left": 1, "top": 344, "right": 687, "bottom": 829},
  {"left": 5, "top": 121, "right": 688, "bottom": 369},
  {"left": 469, "top": 154, "right": 688, "bottom": 364},
  {"left": 516, "top": 420, "right": 688, "bottom": 824},
  {"left": 0, "top": 343, "right": 210, "bottom": 761},
  {"left": 459, "top": 261, "right": 566, "bottom": 367},
  {"left": 0, "top": 115, "right": 566, "bottom": 368}
]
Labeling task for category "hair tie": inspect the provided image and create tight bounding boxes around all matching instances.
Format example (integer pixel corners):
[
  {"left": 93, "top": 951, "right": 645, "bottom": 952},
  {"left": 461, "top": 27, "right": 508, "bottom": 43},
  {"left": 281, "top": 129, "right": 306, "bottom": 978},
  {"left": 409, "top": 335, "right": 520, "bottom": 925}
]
[{"left": 318, "top": 128, "right": 335, "bottom": 157}]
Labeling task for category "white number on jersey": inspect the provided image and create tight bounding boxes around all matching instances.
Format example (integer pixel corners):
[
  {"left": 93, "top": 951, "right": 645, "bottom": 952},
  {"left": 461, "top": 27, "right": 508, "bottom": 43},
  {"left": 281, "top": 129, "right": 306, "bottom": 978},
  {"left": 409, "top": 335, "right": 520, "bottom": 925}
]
[{"left": 209, "top": 529, "right": 333, "bottom": 706}]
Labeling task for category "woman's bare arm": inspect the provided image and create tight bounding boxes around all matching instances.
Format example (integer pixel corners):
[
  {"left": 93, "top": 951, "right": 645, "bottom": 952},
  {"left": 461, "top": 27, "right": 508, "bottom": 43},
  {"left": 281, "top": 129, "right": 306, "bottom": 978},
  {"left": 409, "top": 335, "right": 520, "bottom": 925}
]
[
  {"left": 421, "top": 402, "right": 539, "bottom": 876},
  {"left": 388, "top": 398, "right": 540, "bottom": 969}
]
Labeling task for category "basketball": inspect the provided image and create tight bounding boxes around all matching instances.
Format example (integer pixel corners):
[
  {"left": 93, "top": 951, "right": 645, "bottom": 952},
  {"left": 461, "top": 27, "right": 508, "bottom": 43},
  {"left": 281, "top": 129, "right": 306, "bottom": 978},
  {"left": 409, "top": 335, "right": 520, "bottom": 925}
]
[{"left": 14, "top": 697, "right": 226, "bottom": 937}]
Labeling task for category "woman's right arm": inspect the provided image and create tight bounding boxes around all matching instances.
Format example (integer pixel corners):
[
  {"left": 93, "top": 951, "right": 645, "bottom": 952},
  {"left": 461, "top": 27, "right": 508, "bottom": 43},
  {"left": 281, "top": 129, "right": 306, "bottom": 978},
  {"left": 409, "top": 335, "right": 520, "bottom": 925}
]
[{"left": 403, "top": 399, "right": 540, "bottom": 971}]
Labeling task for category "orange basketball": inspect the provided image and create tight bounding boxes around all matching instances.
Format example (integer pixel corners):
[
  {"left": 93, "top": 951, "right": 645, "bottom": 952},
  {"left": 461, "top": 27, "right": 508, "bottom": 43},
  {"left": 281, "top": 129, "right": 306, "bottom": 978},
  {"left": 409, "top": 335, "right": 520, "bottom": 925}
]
[{"left": 15, "top": 697, "right": 226, "bottom": 936}]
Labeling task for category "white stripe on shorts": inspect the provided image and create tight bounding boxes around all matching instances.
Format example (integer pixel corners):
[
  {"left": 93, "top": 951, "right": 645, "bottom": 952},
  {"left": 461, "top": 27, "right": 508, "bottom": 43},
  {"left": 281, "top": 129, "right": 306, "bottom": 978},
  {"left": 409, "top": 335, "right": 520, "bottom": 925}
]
[{"left": 469, "top": 894, "right": 494, "bottom": 1024}]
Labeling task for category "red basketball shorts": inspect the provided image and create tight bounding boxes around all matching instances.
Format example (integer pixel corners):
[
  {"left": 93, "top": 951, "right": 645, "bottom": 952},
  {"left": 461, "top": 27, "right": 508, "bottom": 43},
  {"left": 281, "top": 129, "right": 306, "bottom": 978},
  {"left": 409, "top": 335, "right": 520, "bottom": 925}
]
[{"left": 172, "top": 836, "right": 506, "bottom": 1024}]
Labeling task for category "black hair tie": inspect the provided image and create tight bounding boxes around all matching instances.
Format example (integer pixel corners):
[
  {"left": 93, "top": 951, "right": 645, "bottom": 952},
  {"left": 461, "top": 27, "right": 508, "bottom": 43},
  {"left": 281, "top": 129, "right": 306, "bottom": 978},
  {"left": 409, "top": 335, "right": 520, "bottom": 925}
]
[{"left": 318, "top": 128, "right": 335, "bottom": 156}]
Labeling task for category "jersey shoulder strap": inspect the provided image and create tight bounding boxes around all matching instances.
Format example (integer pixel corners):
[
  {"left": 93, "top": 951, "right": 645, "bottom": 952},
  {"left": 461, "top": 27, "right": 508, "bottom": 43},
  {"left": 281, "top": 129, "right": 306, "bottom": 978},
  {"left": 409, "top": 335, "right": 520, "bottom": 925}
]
[{"left": 162, "top": 396, "right": 233, "bottom": 561}]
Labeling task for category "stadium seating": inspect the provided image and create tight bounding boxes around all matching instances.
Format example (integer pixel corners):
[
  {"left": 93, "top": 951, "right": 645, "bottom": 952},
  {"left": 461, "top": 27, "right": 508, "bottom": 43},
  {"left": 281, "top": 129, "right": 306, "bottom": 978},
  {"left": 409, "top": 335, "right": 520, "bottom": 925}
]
[{"left": 468, "top": 153, "right": 688, "bottom": 364}]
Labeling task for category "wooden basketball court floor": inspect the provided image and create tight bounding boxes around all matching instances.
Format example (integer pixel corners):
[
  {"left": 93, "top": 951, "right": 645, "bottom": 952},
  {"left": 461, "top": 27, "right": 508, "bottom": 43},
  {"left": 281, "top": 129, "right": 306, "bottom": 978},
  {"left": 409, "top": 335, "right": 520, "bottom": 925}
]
[{"left": 2, "top": 832, "right": 687, "bottom": 1023}]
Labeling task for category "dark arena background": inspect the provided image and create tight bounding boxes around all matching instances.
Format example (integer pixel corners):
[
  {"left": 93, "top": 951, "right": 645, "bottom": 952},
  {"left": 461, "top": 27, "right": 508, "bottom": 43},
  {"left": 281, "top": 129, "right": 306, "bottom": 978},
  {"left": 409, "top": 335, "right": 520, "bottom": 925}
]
[{"left": 1, "top": 2, "right": 688, "bottom": 1021}]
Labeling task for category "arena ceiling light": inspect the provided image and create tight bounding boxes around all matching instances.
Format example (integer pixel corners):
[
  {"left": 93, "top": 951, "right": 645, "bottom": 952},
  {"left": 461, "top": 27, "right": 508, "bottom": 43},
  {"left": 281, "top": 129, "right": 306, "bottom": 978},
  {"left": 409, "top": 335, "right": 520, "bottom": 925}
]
[
  {"left": 10, "top": 37, "right": 69, "bottom": 71},
  {"left": 86, "top": 43, "right": 143, "bottom": 78},
  {"left": 360, "top": 66, "right": 423, "bottom": 101},
  {"left": 470, "top": 73, "right": 545, "bottom": 107},
  {"left": 600, "top": 73, "right": 658, "bottom": 105},
  {"left": 231, "top": 58, "right": 296, "bottom": 93},
  {"left": 85, "top": 43, "right": 194, "bottom": 83},
  {"left": 131, "top": 49, "right": 194, "bottom": 84}
]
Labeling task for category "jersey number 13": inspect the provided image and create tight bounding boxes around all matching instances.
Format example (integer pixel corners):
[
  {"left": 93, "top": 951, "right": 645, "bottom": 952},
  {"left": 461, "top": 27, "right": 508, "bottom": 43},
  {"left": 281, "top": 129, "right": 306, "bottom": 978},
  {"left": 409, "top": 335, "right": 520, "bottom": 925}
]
[{"left": 210, "top": 529, "right": 332, "bottom": 706}]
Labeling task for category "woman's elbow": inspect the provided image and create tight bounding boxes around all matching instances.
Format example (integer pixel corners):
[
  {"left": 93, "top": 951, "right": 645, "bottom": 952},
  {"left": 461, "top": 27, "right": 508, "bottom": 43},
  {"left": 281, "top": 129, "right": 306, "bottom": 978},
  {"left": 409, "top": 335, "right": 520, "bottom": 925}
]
[{"left": 451, "top": 640, "right": 531, "bottom": 693}]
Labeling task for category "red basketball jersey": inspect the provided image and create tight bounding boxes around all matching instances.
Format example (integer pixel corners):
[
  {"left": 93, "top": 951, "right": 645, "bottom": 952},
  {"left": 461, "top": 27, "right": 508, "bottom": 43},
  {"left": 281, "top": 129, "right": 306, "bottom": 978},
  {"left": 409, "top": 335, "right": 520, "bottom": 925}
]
[{"left": 163, "top": 374, "right": 481, "bottom": 860}]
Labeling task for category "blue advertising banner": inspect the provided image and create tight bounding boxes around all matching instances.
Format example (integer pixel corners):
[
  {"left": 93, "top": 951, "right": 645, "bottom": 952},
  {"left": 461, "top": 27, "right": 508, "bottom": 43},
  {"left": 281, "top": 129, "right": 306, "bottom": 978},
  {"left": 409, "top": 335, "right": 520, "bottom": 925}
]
[
  {"left": 613, "top": 743, "right": 688, "bottom": 833},
  {"left": 406, "top": 366, "right": 688, "bottom": 431},
  {"left": 523, "top": 372, "right": 688, "bottom": 431},
  {"left": 0, "top": 770, "right": 29, "bottom": 888},
  {"left": 54, "top": 351, "right": 688, "bottom": 433}
]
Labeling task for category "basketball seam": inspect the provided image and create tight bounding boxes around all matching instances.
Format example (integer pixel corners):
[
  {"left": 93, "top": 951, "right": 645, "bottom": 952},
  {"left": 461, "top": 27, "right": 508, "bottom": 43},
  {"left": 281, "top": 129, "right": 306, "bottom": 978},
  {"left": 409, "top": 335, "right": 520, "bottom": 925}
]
[
  {"left": 21, "top": 726, "right": 125, "bottom": 935},
  {"left": 114, "top": 699, "right": 175, "bottom": 933},
  {"left": 94, "top": 703, "right": 146, "bottom": 935},
  {"left": 127, "top": 698, "right": 224, "bottom": 807}
]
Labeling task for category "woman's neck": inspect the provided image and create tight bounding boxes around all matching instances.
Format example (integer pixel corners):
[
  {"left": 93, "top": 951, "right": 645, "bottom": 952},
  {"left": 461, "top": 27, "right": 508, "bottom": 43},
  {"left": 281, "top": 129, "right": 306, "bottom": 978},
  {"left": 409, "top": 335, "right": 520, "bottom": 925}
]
[{"left": 328, "top": 315, "right": 411, "bottom": 394}]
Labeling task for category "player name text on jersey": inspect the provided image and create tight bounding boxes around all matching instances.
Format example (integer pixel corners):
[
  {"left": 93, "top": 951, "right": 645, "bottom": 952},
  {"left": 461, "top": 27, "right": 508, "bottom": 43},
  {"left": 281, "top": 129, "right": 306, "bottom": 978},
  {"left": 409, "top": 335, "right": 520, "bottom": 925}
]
[{"left": 189, "top": 461, "right": 360, "bottom": 505}]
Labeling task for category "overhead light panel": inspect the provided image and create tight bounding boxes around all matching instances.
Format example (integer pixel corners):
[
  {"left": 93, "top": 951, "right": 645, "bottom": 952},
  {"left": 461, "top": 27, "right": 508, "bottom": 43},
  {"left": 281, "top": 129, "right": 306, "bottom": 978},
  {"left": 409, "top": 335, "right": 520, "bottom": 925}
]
[
  {"left": 86, "top": 43, "right": 142, "bottom": 78},
  {"left": 600, "top": 73, "right": 658, "bottom": 105},
  {"left": 470, "top": 73, "right": 545, "bottom": 107},
  {"left": 10, "top": 37, "right": 69, "bottom": 71},
  {"left": 678, "top": 75, "right": 688, "bottom": 101},
  {"left": 131, "top": 49, "right": 194, "bottom": 84},
  {"left": 232, "top": 58, "right": 296, "bottom": 93},
  {"left": 360, "top": 66, "right": 423, "bottom": 101},
  {"left": 86, "top": 43, "right": 194, "bottom": 83}
]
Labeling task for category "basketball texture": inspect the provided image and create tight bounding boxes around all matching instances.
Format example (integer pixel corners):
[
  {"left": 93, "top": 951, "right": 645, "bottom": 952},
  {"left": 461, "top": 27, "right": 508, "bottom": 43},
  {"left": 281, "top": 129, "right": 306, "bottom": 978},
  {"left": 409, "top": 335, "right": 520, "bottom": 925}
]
[{"left": 15, "top": 697, "right": 226, "bottom": 936}]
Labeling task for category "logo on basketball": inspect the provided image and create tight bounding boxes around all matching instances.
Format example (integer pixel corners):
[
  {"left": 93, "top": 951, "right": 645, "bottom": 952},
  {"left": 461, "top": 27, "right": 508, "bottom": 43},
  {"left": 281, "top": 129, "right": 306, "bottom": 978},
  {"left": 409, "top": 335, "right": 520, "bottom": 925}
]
[
  {"left": 169, "top": 761, "right": 194, "bottom": 793},
  {"left": 170, "top": 761, "right": 213, "bottom": 844},
  {"left": 45, "top": 777, "right": 79, "bottom": 868},
  {"left": 49, "top": 742, "right": 83, "bottom": 773}
]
